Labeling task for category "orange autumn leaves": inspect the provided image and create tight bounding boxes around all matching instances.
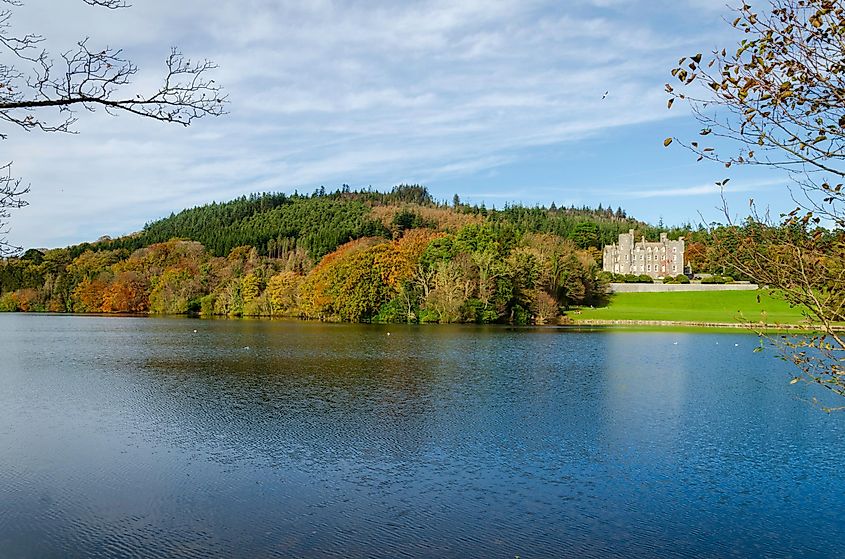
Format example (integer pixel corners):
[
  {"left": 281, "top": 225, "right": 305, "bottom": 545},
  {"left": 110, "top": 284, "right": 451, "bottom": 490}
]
[
  {"left": 54, "top": 231, "right": 441, "bottom": 319},
  {"left": 2, "top": 225, "right": 606, "bottom": 324},
  {"left": 69, "top": 240, "right": 208, "bottom": 313},
  {"left": 298, "top": 229, "right": 444, "bottom": 321}
]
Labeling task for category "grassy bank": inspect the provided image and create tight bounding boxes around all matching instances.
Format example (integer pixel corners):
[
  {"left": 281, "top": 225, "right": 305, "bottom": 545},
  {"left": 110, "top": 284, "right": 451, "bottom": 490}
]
[{"left": 569, "top": 290, "right": 809, "bottom": 325}]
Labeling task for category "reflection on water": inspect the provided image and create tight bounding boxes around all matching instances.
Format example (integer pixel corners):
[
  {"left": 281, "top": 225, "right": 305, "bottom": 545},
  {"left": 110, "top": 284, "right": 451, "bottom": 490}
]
[{"left": 1, "top": 314, "right": 844, "bottom": 558}]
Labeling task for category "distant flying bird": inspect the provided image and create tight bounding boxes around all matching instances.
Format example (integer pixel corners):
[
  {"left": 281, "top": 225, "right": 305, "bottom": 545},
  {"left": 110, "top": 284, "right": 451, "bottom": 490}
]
[{"left": 601, "top": 91, "right": 609, "bottom": 100}]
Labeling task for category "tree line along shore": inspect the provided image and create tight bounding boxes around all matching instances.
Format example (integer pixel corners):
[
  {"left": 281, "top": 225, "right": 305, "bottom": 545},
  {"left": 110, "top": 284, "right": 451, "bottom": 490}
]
[{"left": 0, "top": 185, "right": 837, "bottom": 325}]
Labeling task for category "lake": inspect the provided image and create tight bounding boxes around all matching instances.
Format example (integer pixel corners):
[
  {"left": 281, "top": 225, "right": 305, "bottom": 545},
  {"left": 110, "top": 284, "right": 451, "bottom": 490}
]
[{"left": 1, "top": 314, "right": 844, "bottom": 558}]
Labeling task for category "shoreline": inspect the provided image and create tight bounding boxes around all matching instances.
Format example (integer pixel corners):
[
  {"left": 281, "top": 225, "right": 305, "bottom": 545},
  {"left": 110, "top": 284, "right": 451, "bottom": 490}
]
[
  {"left": 570, "top": 318, "right": 841, "bottom": 331},
  {"left": 3, "top": 311, "right": 839, "bottom": 332}
]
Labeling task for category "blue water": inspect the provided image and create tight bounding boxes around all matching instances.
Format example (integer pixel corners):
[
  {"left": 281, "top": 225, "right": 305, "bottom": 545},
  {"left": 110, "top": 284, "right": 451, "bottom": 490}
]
[{"left": 1, "top": 314, "right": 843, "bottom": 558}]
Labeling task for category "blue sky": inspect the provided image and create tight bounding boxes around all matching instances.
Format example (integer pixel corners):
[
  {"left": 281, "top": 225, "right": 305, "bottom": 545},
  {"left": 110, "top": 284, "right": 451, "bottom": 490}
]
[{"left": 5, "top": 0, "right": 794, "bottom": 249}]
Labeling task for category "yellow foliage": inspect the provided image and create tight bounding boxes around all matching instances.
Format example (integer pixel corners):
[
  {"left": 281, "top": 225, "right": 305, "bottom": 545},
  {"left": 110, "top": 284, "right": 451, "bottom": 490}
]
[
  {"left": 241, "top": 272, "right": 262, "bottom": 304},
  {"left": 299, "top": 237, "right": 388, "bottom": 318},
  {"left": 116, "top": 240, "right": 205, "bottom": 277},
  {"left": 266, "top": 271, "right": 303, "bottom": 315}
]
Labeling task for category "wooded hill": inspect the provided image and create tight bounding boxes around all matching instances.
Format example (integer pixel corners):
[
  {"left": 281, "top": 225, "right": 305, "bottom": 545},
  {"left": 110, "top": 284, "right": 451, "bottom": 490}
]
[
  {"left": 95, "top": 184, "right": 651, "bottom": 259},
  {"left": 0, "top": 185, "right": 700, "bottom": 324}
]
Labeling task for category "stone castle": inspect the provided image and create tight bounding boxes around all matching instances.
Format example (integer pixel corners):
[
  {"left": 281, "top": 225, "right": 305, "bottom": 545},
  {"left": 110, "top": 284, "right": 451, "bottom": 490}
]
[{"left": 602, "top": 230, "right": 685, "bottom": 278}]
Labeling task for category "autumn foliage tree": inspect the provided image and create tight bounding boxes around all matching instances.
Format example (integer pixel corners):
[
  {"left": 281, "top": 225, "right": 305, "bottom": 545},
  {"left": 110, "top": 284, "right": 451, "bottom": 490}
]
[
  {"left": 266, "top": 271, "right": 302, "bottom": 316},
  {"left": 667, "top": 0, "right": 845, "bottom": 399},
  {"left": 101, "top": 271, "right": 148, "bottom": 313}
]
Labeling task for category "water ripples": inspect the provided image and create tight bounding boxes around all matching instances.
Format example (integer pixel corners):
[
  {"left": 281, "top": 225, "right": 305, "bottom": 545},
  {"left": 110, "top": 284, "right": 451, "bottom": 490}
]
[{"left": 1, "top": 315, "right": 844, "bottom": 557}]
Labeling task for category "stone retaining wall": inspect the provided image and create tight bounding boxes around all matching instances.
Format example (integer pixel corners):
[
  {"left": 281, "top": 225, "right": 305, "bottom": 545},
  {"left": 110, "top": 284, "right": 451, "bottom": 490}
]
[{"left": 609, "top": 282, "right": 759, "bottom": 293}]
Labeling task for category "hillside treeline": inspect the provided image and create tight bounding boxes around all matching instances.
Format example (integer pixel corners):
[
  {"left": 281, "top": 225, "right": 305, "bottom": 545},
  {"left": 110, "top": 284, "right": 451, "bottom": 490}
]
[
  {"left": 3, "top": 185, "right": 809, "bottom": 323},
  {"left": 81, "top": 184, "right": 649, "bottom": 260},
  {"left": 0, "top": 225, "right": 606, "bottom": 324}
]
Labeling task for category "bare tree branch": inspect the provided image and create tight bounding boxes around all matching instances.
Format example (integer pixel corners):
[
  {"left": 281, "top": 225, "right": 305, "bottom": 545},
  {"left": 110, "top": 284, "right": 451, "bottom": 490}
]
[
  {"left": 81, "top": 0, "right": 130, "bottom": 9},
  {"left": 0, "top": 0, "right": 225, "bottom": 253},
  {"left": 0, "top": 161, "right": 28, "bottom": 255}
]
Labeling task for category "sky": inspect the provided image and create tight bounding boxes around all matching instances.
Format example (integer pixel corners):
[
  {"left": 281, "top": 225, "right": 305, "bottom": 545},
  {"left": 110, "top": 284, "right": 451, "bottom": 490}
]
[{"left": 4, "top": 0, "right": 795, "bottom": 249}]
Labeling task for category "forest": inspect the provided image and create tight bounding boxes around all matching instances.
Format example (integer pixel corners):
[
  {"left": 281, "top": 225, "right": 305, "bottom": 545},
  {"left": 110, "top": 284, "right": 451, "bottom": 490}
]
[{"left": 0, "top": 184, "right": 790, "bottom": 324}]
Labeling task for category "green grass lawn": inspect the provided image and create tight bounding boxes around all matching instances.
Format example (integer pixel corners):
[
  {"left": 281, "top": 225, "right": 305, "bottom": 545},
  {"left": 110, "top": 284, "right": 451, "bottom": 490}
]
[{"left": 571, "top": 290, "right": 810, "bottom": 324}]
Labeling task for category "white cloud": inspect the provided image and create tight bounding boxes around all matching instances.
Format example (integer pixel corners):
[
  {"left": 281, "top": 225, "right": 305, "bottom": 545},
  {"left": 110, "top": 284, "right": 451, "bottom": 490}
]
[
  {"left": 2, "top": 0, "right": 737, "bottom": 247},
  {"left": 621, "top": 178, "right": 789, "bottom": 199}
]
